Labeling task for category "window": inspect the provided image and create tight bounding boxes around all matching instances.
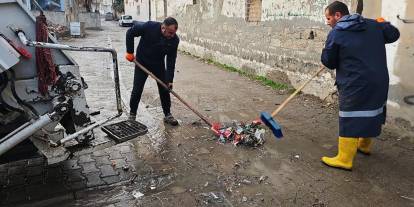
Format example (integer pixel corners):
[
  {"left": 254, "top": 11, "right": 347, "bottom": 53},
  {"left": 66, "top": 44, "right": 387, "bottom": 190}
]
[{"left": 245, "top": 0, "right": 262, "bottom": 22}]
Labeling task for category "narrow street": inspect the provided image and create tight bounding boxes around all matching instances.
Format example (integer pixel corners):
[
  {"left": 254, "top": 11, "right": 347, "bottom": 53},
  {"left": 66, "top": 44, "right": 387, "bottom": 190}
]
[{"left": 2, "top": 19, "right": 413, "bottom": 207}]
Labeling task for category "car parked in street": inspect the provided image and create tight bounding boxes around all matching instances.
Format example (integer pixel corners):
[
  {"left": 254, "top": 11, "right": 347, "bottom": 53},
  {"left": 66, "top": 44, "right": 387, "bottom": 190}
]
[
  {"left": 105, "top": 12, "right": 113, "bottom": 21},
  {"left": 119, "top": 15, "right": 133, "bottom": 27}
]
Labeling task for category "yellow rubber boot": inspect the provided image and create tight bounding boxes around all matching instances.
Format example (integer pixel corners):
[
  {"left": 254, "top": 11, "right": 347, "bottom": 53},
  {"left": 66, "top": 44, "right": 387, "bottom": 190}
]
[
  {"left": 322, "top": 137, "right": 358, "bottom": 170},
  {"left": 358, "top": 138, "right": 372, "bottom": 155}
]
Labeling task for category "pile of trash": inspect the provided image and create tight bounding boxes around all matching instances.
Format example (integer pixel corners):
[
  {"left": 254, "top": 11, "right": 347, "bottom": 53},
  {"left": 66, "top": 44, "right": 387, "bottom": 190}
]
[
  {"left": 47, "top": 20, "right": 69, "bottom": 39},
  {"left": 213, "top": 121, "right": 266, "bottom": 147}
]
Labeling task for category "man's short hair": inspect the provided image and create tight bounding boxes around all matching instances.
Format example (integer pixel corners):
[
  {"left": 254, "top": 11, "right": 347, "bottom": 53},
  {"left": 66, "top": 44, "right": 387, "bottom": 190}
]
[
  {"left": 326, "top": 1, "right": 350, "bottom": 16},
  {"left": 163, "top": 17, "right": 178, "bottom": 29}
]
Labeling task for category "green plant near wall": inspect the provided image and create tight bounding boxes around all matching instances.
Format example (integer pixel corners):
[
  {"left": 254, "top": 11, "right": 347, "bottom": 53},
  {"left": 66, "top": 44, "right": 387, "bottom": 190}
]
[
  {"left": 180, "top": 51, "right": 291, "bottom": 91},
  {"left": 205, "top": 59, "right": 290, "bottom": 90}
]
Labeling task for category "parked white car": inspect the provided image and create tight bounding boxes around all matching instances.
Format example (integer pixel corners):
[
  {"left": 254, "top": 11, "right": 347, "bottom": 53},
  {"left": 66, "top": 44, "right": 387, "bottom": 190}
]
[{"left": 119, "top": 15, "right": 133, "bottom": 27}]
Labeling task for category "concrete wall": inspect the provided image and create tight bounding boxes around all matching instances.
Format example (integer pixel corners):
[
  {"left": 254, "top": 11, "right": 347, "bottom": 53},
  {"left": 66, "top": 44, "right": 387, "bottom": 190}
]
[
  {"left": 262, "top": 0, "right": 332, "bottom": 22},
  {"left": 158, "top": 0, "right": 353, "bottom": 100},
  {"left": 99, "top": 0, "right": 112, "bottom": 14},
  {"left": 128, "top": 0, "right": 414, "bottom": 127},
  {"left": 79, "top": 12, "right": 101, "bottom": 29},
  {"left": 125, "top": 0, "right": 154, "bottom": 21},
  {"left": 33, "top": 10, "right": 101, "bottom": 29},
  {"left": 34, "top": 11, "right": 66, "bottom": 25}
]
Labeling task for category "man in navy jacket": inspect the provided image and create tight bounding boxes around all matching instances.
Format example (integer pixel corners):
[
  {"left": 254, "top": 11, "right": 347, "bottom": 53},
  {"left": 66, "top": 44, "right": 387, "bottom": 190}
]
[
  {"left": 125, "top": 17, "right": 180, "bottom": 126},
  {"left": 321, "top": 1, "right": 399, "bottom": 170}
]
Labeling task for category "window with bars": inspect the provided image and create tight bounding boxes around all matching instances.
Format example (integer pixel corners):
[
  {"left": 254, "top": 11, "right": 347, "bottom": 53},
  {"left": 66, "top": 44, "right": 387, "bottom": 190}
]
[{"left": 245, "top": 0, "right": 262, "bottom": 22}]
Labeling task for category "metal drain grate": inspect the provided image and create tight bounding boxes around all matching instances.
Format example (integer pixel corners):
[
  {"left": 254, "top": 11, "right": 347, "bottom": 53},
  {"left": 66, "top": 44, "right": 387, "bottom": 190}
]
[{"left": 102, "top": 120, "right": 148, "bottom": 143}]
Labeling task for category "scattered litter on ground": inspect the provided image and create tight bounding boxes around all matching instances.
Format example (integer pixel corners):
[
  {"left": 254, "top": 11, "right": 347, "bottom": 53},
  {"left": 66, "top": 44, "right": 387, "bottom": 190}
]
[
  {"left": 132, "top": 190, "right": 144, "bottom": 199},
  {"left": 401, "top": 195, "right": 414, "bottom": 201},
  {"left": 294, "top": 154, "right": 300, "bottom": 159},
  {"left": 130, "top": 174, "right": 138, "bottom": 183},
  {"left": 122, "top": 164, "right": 130, "bottom": 171},
  {"left": 199, "top": 192, "right": 226, "bottom": 204},
  {"left": 259, "top": 175, "right": 268, "bottom": 183},
  {"left": 213, "top": 121, "right": 266, "bottom": 147},
  {"left": 242, "top": 179, "right": 252, "bottom": 185},
  {"left": 192, "top": 120, "right": 203, "bottom": 126},
  {"left": 150, "top": 179, "right": 157, "bottom": 190},
  {"left": 312, "top": 198, "right": 326, "bottom": 207},
  {"left": 242, "top": 196, "right": 248, "bottom": 202},
  {"left": 204, "top": 182, "right": 209, "bottom": 187}
]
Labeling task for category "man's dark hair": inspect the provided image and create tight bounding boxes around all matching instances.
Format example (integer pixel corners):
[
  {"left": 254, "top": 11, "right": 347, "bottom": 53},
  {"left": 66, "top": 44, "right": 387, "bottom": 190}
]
[
  {"left": 326, "top": 1, "right": 350, "bottom": 16},
  {"left": 163, "top": 17, "right": 178, "bottom": 28}
]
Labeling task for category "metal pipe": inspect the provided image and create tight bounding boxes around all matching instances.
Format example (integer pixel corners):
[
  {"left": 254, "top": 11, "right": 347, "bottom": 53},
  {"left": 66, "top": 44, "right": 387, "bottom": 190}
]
[
  {"left": 10, "top": 28, "right": 125, "bottom": 147},
  {"left": 31, "top": 0, "right": 45, "bottom": 13},
  {"left": 0, "top": 112, "right": 56, "bottom": 156},
  {"left": 56, "top": 113, "right": 122, "bottom": 146},
  {"left": 14, "top": 30, "right": 123, "bottom": 114},
  {"left": 0, "top": 122, "right": 31, "bottom": 144},
  {"left": 397, "top": 15, "right": 414, "bottom": 24}
]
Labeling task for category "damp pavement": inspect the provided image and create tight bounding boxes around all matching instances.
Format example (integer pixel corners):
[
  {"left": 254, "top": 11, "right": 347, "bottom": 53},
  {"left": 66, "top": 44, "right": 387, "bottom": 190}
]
[{"left": 0, "top": 20, "right": 413, "bottom": 207}]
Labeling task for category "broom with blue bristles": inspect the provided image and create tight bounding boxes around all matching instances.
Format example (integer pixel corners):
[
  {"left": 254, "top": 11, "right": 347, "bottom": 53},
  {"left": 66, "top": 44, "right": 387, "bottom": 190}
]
[{"left": 260, "top": 66, "right": 325, "bottom": 138}]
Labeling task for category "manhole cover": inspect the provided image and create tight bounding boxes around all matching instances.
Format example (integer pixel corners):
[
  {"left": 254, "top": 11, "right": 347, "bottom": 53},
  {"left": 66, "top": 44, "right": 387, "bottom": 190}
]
[{"left": 102, "top": 120, "right": 148, "bottom": 143}]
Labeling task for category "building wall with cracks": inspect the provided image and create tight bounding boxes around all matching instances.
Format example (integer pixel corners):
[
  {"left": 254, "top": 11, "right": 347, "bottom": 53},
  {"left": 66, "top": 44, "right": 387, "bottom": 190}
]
[
  {"left": 158, "top": 0, "right": 350, "bottom": 101},
  {"left": 125, "top": 0, "right": 414, "bottom": 128}
]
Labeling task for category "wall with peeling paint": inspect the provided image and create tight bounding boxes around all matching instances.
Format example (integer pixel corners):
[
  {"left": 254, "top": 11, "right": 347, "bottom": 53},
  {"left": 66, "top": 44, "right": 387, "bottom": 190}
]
[
  {"left": 124, "top": 0, "right": 159, "bottom": 21},
  {"left": 221, "top": 0, "right": 245, "bottom": 18},
  {"left": 156, "top": 0, "right": 351, "bottom": 100},
  {"left": 262, "top": 0, "right": 336, "bottom": 22}
]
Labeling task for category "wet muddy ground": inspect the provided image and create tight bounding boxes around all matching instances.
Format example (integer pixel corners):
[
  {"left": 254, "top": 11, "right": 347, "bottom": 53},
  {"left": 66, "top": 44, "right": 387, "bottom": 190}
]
[{"left": 1, "top": 20, "right": 413, "bottom": 207}]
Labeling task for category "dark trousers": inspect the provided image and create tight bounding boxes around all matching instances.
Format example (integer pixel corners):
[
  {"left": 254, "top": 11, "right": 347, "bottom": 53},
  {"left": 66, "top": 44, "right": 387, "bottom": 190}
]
[{"left": 129, "top": 64, "right": 171, "bottom": 116}]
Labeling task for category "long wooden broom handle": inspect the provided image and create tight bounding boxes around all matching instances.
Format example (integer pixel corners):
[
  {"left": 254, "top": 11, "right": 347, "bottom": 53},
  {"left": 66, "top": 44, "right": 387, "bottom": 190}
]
[
  {"left": 132, "top": 59, "right": 213, "bottom": 127},
  {"left": 271, "top": 67, "right": 325, "bottom": 117}
]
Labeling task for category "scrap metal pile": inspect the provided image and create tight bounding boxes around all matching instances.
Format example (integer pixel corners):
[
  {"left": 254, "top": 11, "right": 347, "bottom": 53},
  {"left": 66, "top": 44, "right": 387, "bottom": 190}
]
[{"left": 213, "top": 121, "right": 266, "bottom": 147}]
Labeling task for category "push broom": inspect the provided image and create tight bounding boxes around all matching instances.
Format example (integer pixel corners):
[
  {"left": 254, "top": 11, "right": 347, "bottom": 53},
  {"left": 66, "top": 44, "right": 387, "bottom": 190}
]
[{"left": 260, "top": 66, "right": 325, "bottom": 138}]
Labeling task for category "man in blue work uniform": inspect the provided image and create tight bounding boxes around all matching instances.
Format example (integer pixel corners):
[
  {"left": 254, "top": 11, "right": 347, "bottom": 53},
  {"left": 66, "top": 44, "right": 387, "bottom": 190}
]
[
  {"left": 125, "top": 17, "right": 180, "bottom": 126},
  {"left": 321, "top": 1, "right": 400, "bottom": 170}
]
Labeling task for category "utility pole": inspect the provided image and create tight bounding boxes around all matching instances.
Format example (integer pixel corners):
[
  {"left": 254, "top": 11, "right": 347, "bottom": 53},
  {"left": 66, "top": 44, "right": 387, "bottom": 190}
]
[
  {"left": 148, "top": 0, "right": 151, "bottom": 21},
  {"left": 163, "top": 0, "right": 167, "bottom": 18},
  {"left": 351, "top": 0, "right": 363, "bottom": 15}
]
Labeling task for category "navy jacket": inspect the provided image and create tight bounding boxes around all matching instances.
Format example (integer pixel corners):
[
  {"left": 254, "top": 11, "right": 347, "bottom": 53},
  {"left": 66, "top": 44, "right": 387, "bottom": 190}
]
[
  {"left": 126, "top": 21, "right": 179, "bottom": 83},
  {"left": 321, "top": 14, "right": 399, "bottom": 137}
]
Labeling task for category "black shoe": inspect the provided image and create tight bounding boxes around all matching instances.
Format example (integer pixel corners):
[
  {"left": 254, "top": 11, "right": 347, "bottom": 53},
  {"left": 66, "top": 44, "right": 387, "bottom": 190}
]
[{"left": 164, "top": 114, "right": 178, "bottom": 126}]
